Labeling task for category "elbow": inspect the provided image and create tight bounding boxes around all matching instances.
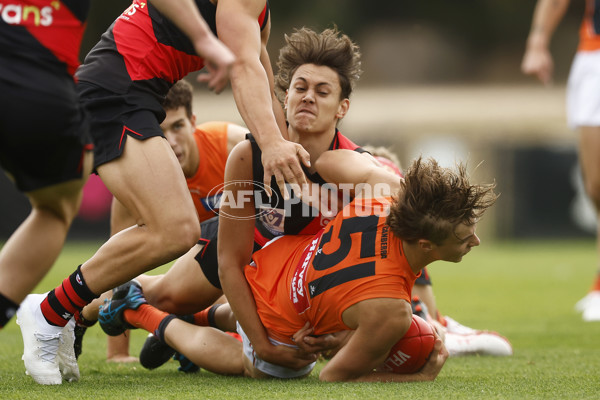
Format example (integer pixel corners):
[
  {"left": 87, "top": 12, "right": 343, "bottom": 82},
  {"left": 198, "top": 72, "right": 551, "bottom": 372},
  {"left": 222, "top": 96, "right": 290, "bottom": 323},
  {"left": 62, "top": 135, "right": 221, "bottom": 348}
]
[{"left": 319, "top": 368, "right": 358, "bottom": 383}]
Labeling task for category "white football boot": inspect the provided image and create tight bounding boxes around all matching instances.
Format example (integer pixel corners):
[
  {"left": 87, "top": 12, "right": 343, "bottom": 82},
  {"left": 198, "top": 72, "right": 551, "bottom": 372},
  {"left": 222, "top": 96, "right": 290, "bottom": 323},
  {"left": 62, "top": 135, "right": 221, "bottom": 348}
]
[
  {"left": 58, "top": 318, "right": 80, "bottom": 382},
  {"left": 16, "top": 293, "right": 63, "bottom": 385},
  {"left": 445, "top": 331, "right": 513, "bottom": 357},
  {"left": 575, "top": 291, "right": 600, "bottom": 322},
  {"left": 443, "top": 316, "right": 513, "bottom": 357}
]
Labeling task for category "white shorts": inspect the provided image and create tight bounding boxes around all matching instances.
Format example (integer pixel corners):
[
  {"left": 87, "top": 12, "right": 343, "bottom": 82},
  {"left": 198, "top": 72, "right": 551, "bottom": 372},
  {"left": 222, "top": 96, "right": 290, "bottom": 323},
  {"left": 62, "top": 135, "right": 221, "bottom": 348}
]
[
  {"left": 237, "top": 322, "right": 316, "bottom": 379},
  {"left": 567, "top": 50, "right": 600, "bottom": 129}
]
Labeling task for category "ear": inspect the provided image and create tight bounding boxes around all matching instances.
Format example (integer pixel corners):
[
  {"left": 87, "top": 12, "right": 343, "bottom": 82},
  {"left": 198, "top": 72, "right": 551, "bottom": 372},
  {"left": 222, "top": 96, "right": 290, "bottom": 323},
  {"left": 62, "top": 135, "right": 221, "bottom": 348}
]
[
  {"left": 335, "top": 98, "right": 350, "bottom": 119},
  {"left": 418, "top": 239, "right": 433, "bottom": 252},
  {"left": 284, "top": 90, "right": 289, "bottom": 110},
  {"left": 190, "top": 113, "right": 197, "bottom": 126}
]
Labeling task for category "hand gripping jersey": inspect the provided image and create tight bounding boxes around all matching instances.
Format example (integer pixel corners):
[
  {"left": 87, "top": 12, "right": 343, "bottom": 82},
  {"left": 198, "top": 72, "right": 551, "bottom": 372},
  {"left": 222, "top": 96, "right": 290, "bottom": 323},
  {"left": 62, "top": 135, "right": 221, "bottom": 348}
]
[
  {"left": 187, "top": 121, "right": 230, "bottom": 222},
  {"left": 248, "top": 130, "right": 369, "bottom": 246},
  {"left": 0, "top": 0, "right": 89, "bottom": 83},
  {"left": 245, "top": 197, "right": 418, "bottom": 345},
  {"left": 578, "top": 0, "right": 600, "bottom": 51},
  {"left": 75, "top": 0, "right": 269, "bottom": 97}
]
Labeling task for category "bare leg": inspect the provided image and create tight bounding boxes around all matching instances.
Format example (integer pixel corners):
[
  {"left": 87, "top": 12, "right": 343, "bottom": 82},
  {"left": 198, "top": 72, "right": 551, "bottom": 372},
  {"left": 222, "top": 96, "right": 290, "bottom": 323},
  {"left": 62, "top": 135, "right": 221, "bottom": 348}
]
[
  {"left": 578, "top": 127, "right": 600, "bottom": 321},
  {"left": 79, "top": 137, "right": 199, "bottom": 294},
  {"left": 0, "top": 152, "right": 92, "bottom": 304},
  {"left": 142, "top": 244, "right": 223, "bottom": 314},
  {"left": 163, "top": 319, "right": 243, "bottom": 375},
  {"left": 579, "top": 126, "right": 600, "bottom": 268}
]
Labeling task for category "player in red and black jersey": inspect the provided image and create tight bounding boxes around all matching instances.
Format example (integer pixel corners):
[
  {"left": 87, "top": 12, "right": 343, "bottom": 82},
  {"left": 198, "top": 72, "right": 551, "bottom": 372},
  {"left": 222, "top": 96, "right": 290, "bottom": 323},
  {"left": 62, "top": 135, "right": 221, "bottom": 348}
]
[
  {"left": 0, "top": 1, "right": 93, "bottom": 339},
  {"left": 14, "top": 0, "right": 237, "bottom": 386}
]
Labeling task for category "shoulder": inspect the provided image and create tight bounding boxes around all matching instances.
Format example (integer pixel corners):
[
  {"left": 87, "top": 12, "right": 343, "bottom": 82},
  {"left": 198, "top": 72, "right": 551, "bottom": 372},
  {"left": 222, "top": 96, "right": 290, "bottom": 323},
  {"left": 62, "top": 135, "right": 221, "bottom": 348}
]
[{"left": 227, "top": 139, "right": 253, "bottom": 171}]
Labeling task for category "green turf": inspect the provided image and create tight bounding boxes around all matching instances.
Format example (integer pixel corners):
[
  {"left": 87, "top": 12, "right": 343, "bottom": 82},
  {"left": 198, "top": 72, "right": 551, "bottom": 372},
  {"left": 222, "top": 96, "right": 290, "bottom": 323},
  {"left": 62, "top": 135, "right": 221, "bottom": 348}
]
[{"left": 1, "top": 240, "right": 599, "bottom": 399}]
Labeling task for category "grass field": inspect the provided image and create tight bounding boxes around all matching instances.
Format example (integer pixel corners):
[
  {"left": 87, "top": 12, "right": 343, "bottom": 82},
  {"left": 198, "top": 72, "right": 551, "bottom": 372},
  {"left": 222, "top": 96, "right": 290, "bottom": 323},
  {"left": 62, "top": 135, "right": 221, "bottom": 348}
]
[{"left": 1, "top": 239, "right": 599, "bottom": 399}]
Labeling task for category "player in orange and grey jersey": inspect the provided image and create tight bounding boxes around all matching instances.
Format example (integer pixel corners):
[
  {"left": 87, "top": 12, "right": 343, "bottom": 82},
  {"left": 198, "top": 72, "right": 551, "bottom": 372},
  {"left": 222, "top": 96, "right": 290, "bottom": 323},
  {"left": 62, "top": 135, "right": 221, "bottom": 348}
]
[
  {"left": 522, "top": 0, "right": 600, "bottom": 321},
  {"left": 99, "top": 155, "right": 497, "bottom": 381}
]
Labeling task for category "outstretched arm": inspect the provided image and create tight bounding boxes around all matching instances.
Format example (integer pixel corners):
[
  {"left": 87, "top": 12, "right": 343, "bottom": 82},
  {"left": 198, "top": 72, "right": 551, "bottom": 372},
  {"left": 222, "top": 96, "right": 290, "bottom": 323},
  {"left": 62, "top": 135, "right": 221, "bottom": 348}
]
[
  {"left": 215, "top": 0, "right": 310, "bottom": 199},
  {"left": 149, "top": 0, "right": 234, "bottom": 93},
  {"left": 521, "top": 0, "right": 571, "bottom": 85}
]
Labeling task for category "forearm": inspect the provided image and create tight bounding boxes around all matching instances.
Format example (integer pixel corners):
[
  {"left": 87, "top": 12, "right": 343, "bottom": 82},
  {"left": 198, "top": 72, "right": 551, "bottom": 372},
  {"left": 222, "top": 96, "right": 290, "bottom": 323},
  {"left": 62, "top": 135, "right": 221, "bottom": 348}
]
[
  {"left": 526, "top": 0, "right": 570, "bottom": 48},
  {"left": 325, "top": 370, "right": 437, "bottom": 383},
  {"left": 230, "top": 61, "right": 284, "bottom": 147},
  {"left": 219, "top": 261, "right": 272, "bottom": 355}
]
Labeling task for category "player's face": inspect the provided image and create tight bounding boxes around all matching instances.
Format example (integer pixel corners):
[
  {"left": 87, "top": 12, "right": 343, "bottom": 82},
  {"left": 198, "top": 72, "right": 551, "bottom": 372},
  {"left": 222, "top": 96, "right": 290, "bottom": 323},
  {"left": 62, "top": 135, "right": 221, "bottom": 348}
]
[
  {"left": 161, "top": 106, "right": 197, "bottom": 178},
  {"left": 284, "top": 63, "right": 348, "bottom": 135},
  {"left": 435, "top": 223, "right": 480, "bottom": 262}
]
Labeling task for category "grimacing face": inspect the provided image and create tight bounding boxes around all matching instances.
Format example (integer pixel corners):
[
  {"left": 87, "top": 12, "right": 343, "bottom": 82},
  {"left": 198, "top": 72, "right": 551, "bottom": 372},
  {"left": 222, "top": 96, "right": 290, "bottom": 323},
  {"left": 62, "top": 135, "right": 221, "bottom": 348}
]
[
  {"left": 435, "top": 222, "right": 481, "bottom": 263},
  {"left": 160, "top": 106, "right": 197, "bottom": 178},
  {"left": 284, "top": 63, "right": 349, "bottom": 136}
]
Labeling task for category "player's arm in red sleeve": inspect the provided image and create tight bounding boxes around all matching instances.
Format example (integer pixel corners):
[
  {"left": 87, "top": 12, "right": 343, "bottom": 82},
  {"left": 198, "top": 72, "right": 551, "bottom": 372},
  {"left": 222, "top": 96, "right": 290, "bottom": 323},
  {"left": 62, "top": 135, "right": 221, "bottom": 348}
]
[
  {"left": 319, "top": 298, "right": 447, "bottom": 382},
  {"left": 217, "top": 141, "right": 317, "bottom": 370}
]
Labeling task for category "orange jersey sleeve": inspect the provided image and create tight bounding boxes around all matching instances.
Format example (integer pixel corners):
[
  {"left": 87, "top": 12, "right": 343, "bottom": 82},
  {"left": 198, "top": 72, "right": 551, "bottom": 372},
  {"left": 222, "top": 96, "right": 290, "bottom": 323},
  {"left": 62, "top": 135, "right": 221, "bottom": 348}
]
[
  {"left": 245, "top": 197, "right": 418, "bottom": 344},
  {"left": 186, "top": 122, "right": 229, "bottom": 222},
  {"left": 578, "top": 0, "right": 600, "bottom": 51}
]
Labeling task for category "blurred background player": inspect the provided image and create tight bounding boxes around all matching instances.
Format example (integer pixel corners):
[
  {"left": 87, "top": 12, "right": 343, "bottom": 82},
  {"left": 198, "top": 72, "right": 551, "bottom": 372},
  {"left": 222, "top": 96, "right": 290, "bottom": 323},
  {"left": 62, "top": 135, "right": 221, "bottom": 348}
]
[
  {"left": 0, "top": 0, "right": 93, "bottom": 339},
  {"left": 16, "top": 0, "right": 237, "bottom": 385},
  {"left": 522, "top": 0, "right": 600, "bottom": 321}
]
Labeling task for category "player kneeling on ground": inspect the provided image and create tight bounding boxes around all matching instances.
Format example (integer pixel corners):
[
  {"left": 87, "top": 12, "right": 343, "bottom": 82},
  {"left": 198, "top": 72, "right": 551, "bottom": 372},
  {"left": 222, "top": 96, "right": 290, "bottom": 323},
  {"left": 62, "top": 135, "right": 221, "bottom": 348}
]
[{"left": 98, "top": 155, "right": 497, "bottom": 381}]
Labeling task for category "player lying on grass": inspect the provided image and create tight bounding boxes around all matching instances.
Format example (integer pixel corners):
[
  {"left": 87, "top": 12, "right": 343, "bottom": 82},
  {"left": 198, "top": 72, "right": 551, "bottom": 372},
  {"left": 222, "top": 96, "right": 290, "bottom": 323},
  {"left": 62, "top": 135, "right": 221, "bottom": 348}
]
[{"left": 99, "top": 155, "right": 496, "bottom": 381}]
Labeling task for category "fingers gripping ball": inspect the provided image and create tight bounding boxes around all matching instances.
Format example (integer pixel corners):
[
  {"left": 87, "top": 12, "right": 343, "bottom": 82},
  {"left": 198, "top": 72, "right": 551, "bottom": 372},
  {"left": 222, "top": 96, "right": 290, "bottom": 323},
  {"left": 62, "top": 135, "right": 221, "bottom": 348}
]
[{"left": 378, "top": 315, "right": 435, "bottom": 374}]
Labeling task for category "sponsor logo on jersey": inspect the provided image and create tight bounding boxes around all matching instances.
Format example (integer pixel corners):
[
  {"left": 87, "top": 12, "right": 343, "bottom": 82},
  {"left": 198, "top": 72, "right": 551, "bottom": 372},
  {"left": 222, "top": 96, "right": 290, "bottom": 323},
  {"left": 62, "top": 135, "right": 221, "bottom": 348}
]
[
  {"left": 258, "top": 207, "right": 285, "bottom": 236},
  {"left": 0, "top": 2, "right": 58, "bottom": 26},
  {"left": 291, "top": 231, "right": 324, "bottom": 313}
]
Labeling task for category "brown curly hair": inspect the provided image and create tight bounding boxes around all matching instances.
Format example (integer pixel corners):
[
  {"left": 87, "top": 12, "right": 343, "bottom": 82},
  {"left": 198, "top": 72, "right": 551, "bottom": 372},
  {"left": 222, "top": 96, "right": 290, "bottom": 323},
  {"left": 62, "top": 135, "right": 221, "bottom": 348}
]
[
  {"left": 274, "top": 27, "right": 362, "bottom": 103},
  {"left": 387, "top": 157, "right": 498, "bottom": 245}
]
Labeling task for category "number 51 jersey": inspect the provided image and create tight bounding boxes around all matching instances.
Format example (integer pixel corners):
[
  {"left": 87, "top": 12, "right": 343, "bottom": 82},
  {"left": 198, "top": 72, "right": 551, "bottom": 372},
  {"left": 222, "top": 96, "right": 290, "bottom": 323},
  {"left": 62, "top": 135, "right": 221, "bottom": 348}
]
[{"left": 245, "top": 196, "right": 419, "bottom": 345}]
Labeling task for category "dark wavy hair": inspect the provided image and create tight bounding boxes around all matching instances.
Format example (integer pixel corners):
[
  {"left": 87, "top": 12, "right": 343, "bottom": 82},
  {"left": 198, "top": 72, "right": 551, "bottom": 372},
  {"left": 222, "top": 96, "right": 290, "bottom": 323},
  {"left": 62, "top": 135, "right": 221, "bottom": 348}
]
[
  {"left": 387, "top": 157, "right": 498, "bottom": 245},
  {"left": 275, "top": 27, "right": 362, "bottom": 103}
]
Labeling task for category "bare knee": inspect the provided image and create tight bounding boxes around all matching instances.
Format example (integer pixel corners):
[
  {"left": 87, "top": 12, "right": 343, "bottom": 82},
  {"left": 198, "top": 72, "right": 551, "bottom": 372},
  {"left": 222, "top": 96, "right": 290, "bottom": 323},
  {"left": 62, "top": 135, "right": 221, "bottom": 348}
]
[
  {"left": 152, "top": 216, "right": 199, "bottom": 261},
  {"left": 28, "top": 188, "right": 84, "bottom": 227}
]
